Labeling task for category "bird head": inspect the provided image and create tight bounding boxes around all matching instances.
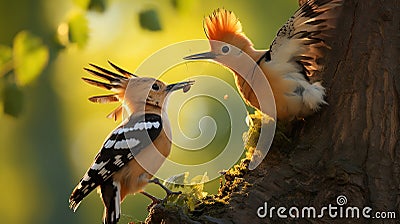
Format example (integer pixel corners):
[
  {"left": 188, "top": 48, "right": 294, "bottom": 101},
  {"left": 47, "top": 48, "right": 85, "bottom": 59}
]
[
  {"left": 184, "top": 8, "right": 252, "bottom": 64},
  {"left": 82, "top": 61, "right": 194, "bottom": 119},
  {"left": 124, "top": 77, "right": 194, "bottom": 113}
]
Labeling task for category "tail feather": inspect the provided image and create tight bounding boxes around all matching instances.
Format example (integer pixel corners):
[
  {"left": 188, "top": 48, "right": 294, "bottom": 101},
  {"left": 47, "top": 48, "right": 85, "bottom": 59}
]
[
  {"left": 69, "top": 194, "right": 82, "bottom": 212},
  {"left": 100, "top": 179, "right": 121, "bottom": 224},
  {"left": 69, "top": 184, "right": 87, "bottom": 212},
  {"left": 302, "top": 81, "right": 327, "bottom": 111}
]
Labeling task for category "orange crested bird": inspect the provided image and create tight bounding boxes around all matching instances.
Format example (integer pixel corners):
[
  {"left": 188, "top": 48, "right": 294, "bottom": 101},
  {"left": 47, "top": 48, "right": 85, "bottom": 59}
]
[
  {"left": 184, "top": 0, "right": 343, "bottom": 120},
  {"left": 69, "top": 61, "right": 194, "bottom": 224}
]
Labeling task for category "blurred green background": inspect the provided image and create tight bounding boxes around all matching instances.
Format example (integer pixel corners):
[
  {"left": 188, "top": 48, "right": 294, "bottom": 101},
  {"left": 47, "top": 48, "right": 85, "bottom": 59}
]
[{"left": 0, "top": 0, "right": 296, "bottom": 223}]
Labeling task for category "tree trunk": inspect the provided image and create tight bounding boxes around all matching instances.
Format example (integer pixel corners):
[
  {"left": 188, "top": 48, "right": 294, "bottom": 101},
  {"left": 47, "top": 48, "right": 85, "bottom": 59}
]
[{"left": 145, "top": 0, "right": 400, "bottom": 223}]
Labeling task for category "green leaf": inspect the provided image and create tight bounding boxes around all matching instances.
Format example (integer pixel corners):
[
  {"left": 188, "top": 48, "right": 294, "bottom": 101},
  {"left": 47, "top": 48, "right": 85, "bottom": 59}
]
[
  {"left": 139, "top": 9, "right": 162, "bottom": 31},
  {"left": 68, "top": 13, "right": 89, "bottom": 48},
  {"left": 190, "top": 173, "right": 208, "bottom": 200},
  {"left": 88, "top": 0, "right": 106, "bottom": 12},
  {"left": 3, "top": 81, "right": 23, "bottom": 117},
  {"left": 190, "top": 172, "right": 209, "bottom": 185},
  {"left": 13, "top": 31, "right": 49, "bottom": 86},
  {"left": 164, "top": 172, "right": 188, "bottom": 189}
]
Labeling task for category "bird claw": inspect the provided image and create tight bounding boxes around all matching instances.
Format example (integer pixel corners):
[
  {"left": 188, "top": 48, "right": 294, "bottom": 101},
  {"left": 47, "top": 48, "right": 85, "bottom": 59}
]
[
  {"left": 142, "top": 178, "right": 182, "bottom": 210},
  {"left": 149, "top": 178, "right": 182, "bottom": 198}
]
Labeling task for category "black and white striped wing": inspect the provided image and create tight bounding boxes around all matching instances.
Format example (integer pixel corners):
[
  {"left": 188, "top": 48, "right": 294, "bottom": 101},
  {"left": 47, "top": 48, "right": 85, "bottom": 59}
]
[
  {"left": 69, "top": 113, "right": 162, "bottom": 210},
  {"left": 267, "top": 0, "right": 343, "bottom": 79}
]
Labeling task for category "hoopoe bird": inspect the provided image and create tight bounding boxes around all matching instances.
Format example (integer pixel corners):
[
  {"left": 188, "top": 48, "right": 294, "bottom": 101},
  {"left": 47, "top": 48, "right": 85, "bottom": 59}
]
[
  {"left": 69, "top": 61, "right": 194, "bottom": 224},
  {"left": 184, "top": 0, "right": 343, "bottom": 120}
]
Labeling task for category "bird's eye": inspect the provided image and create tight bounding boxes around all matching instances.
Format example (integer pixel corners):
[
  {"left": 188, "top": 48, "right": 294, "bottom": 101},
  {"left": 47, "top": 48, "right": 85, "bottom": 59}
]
[
  {"left": 152, "top": 83, "right": 160, "bottom": 91},
  {"left": 221, "top": 45, "right": 230, "bottom": 54}
]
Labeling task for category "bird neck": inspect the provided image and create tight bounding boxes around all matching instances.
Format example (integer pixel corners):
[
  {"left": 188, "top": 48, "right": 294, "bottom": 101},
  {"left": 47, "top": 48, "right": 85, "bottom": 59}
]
[
  {"left": 144, "top": 103, "right": 163, "bottom": 115},
  {"left": 122, "top": 101, "right": 163, "bottom": 116},
  {"left": 229, "top": 46, "right": 269, "bottom": 111}
]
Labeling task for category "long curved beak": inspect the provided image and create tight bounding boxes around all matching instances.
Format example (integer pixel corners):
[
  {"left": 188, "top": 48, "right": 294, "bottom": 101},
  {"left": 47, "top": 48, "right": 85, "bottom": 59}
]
[
  {"left": 166, "top": 80, "right": 195, "bottom": 93},
  {"left": 183, "top": 51, "right": 216, "bottom": 60}
]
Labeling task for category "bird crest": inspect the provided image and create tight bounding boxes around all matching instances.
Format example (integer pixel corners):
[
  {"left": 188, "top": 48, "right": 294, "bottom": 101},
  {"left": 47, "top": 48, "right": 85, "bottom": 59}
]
[
  {"left": 82, "top": 61, "right": 137, "bottom": 121},
  {"left": 204, "top": 8, "right": 243, "bottom": 41}
]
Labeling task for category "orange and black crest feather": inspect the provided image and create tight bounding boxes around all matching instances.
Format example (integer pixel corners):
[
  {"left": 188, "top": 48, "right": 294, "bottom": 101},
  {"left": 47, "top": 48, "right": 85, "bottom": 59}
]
[{"left": 204, "top": 8, "right": 243, "bottom": 41}]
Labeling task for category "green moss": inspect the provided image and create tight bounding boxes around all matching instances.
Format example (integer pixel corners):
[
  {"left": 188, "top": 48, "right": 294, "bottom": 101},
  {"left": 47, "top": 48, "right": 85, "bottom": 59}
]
[
  {"left": 146, "top": 112, "right": 277, "bottom": 222},
  {"left": 163, "top": 172, "right": 209, "bottom": 214}
]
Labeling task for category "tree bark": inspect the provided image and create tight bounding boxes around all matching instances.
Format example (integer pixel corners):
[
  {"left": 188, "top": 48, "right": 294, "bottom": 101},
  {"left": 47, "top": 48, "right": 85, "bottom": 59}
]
[{"left": 145, "top": 0, "right": 400, "bottom": 223}]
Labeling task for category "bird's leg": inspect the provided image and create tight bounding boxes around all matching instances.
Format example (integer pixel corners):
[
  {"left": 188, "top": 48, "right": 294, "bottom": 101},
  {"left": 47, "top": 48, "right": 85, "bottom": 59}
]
[
  {"left": 141, "top": 178, "right": 181, "bottom": 210},
  {"left": 149, "top": 178, "right": 182, "bottom": 200},
  {"left": 140, "top": 191, "right": 162, "bottom": 210}
]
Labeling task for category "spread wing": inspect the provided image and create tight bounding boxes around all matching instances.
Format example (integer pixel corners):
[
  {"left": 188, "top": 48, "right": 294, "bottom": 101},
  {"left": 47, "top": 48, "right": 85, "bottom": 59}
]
[
  {"left": 69, "top": 113, "right": 162, "bottom": 211},
  {"left": 267, "top": 0, "right": 343, "bottom": 79}
]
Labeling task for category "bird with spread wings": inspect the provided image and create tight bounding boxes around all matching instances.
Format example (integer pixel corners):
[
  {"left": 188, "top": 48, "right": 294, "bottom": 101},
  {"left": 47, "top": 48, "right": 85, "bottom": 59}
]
[{"left": 185, "top": 0, "right": 343, "bottom": 120}]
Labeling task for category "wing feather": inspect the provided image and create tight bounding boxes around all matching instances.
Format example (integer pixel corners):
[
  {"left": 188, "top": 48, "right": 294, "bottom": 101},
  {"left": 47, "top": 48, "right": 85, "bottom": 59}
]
[
  {"left": 69, "top": 113, "right": 163, "bottom": 211},
  {"left": 268, "top": 0, "right": 343, "bottom": 78}
]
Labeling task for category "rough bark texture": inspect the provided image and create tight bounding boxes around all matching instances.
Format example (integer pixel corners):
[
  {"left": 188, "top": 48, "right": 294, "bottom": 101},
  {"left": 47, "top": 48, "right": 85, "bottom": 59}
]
[{"left": 145, "top": 0, "right": 400, "bottom": 223}]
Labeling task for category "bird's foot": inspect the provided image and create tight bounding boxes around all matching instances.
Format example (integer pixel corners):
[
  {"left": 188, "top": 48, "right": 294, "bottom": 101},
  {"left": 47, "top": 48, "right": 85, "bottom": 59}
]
[
  {"left": 149, "top": 178, "right": 182, "bottom": 201},
  {"left": 142, "top": 178, "right": 182, "bottom": 210}
]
